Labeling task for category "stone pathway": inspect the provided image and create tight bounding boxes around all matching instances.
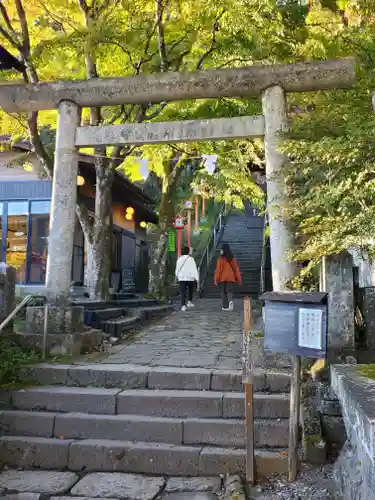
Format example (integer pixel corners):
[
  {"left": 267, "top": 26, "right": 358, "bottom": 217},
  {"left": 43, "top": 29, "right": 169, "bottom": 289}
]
[
  {"left": 0, "top": 467, "right": 339, "bottom": 500},
  {"left": 0, "top": 470, "right": 224, "bottom": 500},
  {"left": 84, "top": 299, "right": 252, "bottom": 370},
  {"left": 1, "top": 299, "right": 339, "bottom": 499}
]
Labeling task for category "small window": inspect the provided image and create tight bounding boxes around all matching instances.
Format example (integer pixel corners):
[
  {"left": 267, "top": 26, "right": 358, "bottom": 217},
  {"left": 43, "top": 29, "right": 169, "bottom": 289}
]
[
  {"left": 31, "top": 201, "right": 51, "bottom": 214},
  {"left": 8, "top": 201, "right": 28, "bottom": 216}
]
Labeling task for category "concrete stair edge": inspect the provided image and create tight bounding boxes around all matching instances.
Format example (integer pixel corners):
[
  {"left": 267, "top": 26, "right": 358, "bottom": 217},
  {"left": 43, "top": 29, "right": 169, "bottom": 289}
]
[
  {"left": 17, "top": 364, "right": 291, "bottom": 392},
  {"left": 0, "top": 435, "right": 288, "bottom": 476},
  {"left": 10, "top": 386, "right": 290, "bottom": 419},
  {"left": 0, "top": 410, "right": 289, "bottom": 448}
]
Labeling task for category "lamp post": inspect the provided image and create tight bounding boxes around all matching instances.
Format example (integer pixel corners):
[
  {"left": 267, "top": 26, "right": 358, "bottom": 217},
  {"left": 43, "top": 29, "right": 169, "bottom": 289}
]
[
  {"left": 173, "top": 216, "right": 185, "bottom": 257},
  {"left": 194, "top": 197, "right": 199, "bottom": 233},
  {"left": 185, "top": 200, "right": 193, "bottom": 248}
]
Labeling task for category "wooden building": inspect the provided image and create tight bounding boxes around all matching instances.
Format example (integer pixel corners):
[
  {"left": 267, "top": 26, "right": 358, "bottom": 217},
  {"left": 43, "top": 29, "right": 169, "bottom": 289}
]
[{"left": 0, "top": 138, "right": 157, "bottom": 294}]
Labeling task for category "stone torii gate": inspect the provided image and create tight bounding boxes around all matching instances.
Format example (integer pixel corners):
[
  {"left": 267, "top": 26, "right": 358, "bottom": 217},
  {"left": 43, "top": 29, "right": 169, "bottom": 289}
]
[{"left": 0, "top": 58, "right": 355, "bottom": 333}]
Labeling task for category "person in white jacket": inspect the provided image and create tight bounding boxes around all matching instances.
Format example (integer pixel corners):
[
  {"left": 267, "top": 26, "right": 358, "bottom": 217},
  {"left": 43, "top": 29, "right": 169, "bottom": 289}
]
[{"left": 175, "top": 246, "right": 199, "bottom": 311}]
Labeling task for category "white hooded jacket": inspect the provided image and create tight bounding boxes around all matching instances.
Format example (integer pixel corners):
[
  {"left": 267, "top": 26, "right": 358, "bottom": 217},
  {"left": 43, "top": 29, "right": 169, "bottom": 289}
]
[{"left": 175, "top": 255, "right": 199, "bottom": 282}]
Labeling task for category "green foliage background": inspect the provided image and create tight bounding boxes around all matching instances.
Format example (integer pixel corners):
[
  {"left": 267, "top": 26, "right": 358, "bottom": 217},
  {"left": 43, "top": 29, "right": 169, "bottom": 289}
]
[{"left": 2, "top": 0, "right": 375, "bottom": 271}]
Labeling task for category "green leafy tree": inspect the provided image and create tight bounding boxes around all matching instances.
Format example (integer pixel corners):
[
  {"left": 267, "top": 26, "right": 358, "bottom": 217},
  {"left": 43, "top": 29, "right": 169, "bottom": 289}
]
[
  {"left": 278, "top": 1, "right": 375, "bottom": 276},
  {"left": 2, "top": 0, "right": 346, "bottom": 297},
  {"left": 1, "top": 0, "right": 290, "bottom": 299}
]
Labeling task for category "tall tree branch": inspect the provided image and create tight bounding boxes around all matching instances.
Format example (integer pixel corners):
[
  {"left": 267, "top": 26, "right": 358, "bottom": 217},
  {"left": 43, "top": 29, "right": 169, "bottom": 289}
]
[
  {"left": 76, "top": 202, "right": 94, "bottom": 244},
  {"left": 144, "top": 102, "right": 168, "bottom": 120},
  {"left": 0, "top": 3, "right": 17, "bottom": 35},
  {"left": 28, "top": 112, "right": 53, "bottom": 178},
  {"left": 38, "top": 2, "right": 68, "bottom": 34},
  {"left": 155, "top": 0, "right": 168, "bottom": 71},
  {"left": 0, "top": 25, "right": 21, "bottom": 50},
  {"left": 0, "top": 1, "right": 52, "bottom": 176},
  {"left": 78, "top": 0, "right": 89, "bottom": 15},
  {"left": 196, "top": 10, "right": 225, "bottom": 70},
  {"left": 99, "top": 39, "right": 138, "bottom": 70},
  {"left": 15, "top": 0, "right": 30, "bottom": 55},
  {"left": 78, "top": 0, "right": 101, "bottom": 126}
]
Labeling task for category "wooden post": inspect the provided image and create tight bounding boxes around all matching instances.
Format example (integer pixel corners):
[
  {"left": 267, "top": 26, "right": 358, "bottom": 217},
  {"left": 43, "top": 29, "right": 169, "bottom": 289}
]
[
  {"left": 177, "top": 229, "right": 183, "bottom": 257},
  {"left": 243, "top": 296, "right": 255, "bottom": 484},
  {"left": 288, "top": 354, "right": 301, "bottom": 481},
  {"left": 195, "top": 197, "right": 199, "bottom": 232},
  {"left": 187, "top": 210, "right": 192, "bottom": 248},
  {"left": 202, "top": 197, "right": 206, "bottom": 217}
]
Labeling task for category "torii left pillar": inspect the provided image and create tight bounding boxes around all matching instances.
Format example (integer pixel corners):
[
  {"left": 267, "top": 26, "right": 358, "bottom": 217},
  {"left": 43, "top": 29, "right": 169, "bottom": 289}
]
[{"left": 25, "top": 100, "right": 85, "bottom": 337}]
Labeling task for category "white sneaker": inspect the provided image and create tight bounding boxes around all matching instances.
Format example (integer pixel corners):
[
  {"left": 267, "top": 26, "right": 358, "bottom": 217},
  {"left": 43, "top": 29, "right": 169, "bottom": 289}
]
[
  {"left": 222, "top": 307, "right": 230, "bottom": 311},
  {"left": 181, "top": 305, "right": 187, "bottom": 312},
  {"left": 229, "top": 301, "right": 234, "bottom": 311},
  {"left": 187, "top": 301, "right": 195, "bottom": 308}
]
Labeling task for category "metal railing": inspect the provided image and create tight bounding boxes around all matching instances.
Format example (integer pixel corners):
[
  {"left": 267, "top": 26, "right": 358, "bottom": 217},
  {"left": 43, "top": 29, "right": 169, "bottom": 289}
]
[
  {"left": 0, "top": 294, "right": 48, "bottom": 360},
  {"left": 197, "top": 202, "right": 228, "bottom": 294}
]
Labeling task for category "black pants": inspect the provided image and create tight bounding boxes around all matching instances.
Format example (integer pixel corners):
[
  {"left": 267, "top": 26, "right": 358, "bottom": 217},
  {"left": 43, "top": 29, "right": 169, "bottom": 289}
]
[
  {"left": 179, "top": 281, "right": 194, "bottom": 307},
  {"left": 221, "top": 281, "right": 233, "bottom": 309}
]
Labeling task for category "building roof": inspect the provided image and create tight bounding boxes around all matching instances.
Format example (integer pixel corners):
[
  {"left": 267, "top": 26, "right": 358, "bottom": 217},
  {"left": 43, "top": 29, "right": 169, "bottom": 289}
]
[
  {"left": 0, "top": 137, "right": 158, "bottom": 223},
  {"left": 77, "top": 155, "right": 158, "bottom": 223},
  {"left": 78, "top": 153, "right": 155, "bottom": 207}
]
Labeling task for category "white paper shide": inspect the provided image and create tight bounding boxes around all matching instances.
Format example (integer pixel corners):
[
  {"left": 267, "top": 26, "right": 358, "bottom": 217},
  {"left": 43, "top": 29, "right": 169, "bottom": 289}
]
[{"left": 298, "top": 308, "right": 323, "bottom": 350}]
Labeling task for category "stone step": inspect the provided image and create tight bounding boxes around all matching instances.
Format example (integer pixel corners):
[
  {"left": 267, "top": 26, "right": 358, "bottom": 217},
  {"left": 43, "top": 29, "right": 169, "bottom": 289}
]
[
  {"left": 108, "top": 298, "right": 159, "bottom": 308},
  {"left": 0, "top": 411, "right": 289, "bottom": 448},
  {"left": 18, "top": 364, "right": 291, "bottom": 392},
  {"left": 0, "top": 436, "right": 288, "bottom": 476},
  {"left": 116, "top": 390, "right": 290, "bottom": 419},
  {"left": 12, "top": 386, "right": 121, "bottom": 415},
  {"left": 135, "top": 304, "right": 175, "bottom": 319},
  {"left": 90, "top": 307, "right": 127, "bottom": 322},
  {"left": 11, "top": 386, "right": 290, "bottom": 419},
  {"left": 111, "top": 292, "right": 137, "bottom": 300},
  {"left": 101, "top": 315, "right": 141, "bottom": 336}
]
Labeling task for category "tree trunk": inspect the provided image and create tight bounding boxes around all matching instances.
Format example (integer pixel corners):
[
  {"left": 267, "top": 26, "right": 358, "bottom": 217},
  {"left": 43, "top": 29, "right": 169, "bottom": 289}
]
[
  {"left": 84, "top": 161, "right": 114, "bottom": 300},
  {"left": 149, "top": 224, "right": 170, "bottom": 298},
  {"left": 149, "top": 155, "right": 182, "bottom": 298}
]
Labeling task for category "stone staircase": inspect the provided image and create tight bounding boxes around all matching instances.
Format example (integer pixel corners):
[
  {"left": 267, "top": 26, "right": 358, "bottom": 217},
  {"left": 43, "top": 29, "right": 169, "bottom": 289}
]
[
  {"left": 0, "top": 363, "right": 290, "bottom": 477},
  {"left": 202, "top": 205, "right": 264, "bottom": 298},
  {"left": 71, "top": 293, "right": 174, "bottom": 337}
]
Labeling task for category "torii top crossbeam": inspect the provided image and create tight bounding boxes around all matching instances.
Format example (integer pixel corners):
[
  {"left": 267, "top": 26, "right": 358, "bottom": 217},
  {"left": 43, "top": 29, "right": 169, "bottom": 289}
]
[{"left": 0, "top": 58, "right": 355, "bottom": 113}]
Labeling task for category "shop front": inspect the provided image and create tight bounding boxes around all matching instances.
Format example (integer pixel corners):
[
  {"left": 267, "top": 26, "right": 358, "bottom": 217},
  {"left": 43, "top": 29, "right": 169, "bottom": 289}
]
[
  {"left": 0, "top": 199, "right": 85, "bottom": 286},
  {"left": 0, "top": 195, "right": 153, "bottom": 293},
  {"left": 0, "top": 150, "right": 157, "bottom": 293}
]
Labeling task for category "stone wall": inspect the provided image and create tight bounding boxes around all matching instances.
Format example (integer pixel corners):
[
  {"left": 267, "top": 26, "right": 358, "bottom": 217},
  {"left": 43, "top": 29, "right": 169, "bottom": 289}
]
[
  {"left": 318, "top": 381, "right": 346, "bottom": 456},
  {"left": 331, "top": 364, "right": 375, "bottom": 500},
  {"left": 348, "top": 248, "right": 375, "bottom": 288},
  {"left": 301, "top": 374, "right": 346, "bottom": 464}
]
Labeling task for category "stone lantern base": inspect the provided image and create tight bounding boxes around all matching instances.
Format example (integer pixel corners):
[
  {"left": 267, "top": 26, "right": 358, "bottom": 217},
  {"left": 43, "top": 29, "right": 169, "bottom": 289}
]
[
  {"left": 20, "top": 304, "right": 103, "bottom": 356},
  {"left": 25, "top": 305, "right": 84, "bottom": 335}
]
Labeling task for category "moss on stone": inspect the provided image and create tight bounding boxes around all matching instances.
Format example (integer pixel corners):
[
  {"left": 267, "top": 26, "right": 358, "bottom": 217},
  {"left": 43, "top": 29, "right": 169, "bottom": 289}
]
[
  {"left": 48, "top": 354, "right": 74, "bottom": 365},
  {"left": 305, "top": 434, "right": 322, "bottom": 443},
  {"left": 359, "top": 364, "right": 375, "bottom": 380}
]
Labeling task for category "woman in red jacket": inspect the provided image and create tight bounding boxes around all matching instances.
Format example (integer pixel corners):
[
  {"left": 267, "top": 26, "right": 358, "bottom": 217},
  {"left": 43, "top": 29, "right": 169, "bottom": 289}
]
[{"left": 214, "top": 244, "right": 242, "bottom": 311}]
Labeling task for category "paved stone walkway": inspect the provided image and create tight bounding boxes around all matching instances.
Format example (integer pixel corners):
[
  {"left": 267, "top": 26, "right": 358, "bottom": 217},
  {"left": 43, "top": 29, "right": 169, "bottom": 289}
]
[
  {"left": 0, "top": 470, "right": 224, "bottom": 500},
  {"left": 91, "top": 299, "right": 255, "bottom": 370}
]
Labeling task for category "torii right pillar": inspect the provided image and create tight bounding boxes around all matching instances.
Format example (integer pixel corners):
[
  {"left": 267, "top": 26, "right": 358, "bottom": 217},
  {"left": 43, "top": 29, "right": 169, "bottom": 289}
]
[{"left": 262, "top": 85, "right": 299, "bottom": 291}]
